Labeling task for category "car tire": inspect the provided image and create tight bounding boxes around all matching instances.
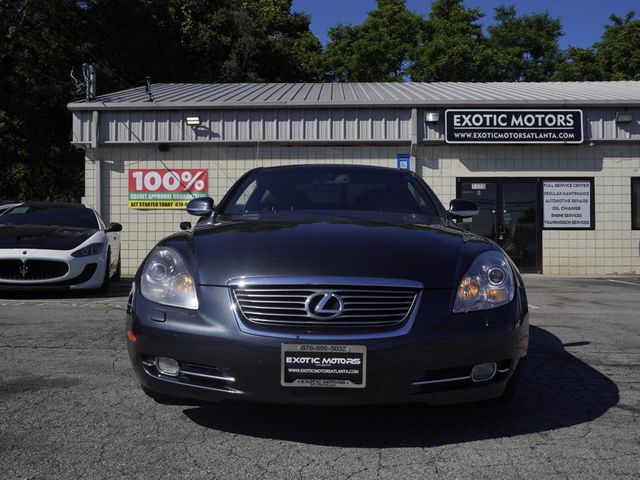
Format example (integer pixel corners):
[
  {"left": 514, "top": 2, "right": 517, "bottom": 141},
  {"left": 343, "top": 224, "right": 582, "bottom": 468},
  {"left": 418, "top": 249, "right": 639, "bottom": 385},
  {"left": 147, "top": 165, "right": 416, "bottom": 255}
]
[
  {"left": 112, "top": 255, "right": 121, "bottom": 282},
  {"left": 97, "top": 250, "right": 111, "bottom": 293}
]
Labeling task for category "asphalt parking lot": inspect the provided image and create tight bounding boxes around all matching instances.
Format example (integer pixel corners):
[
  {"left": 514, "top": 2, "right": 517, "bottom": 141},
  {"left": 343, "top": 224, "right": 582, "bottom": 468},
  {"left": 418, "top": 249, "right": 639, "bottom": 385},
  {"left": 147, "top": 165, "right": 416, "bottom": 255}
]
[{"left": 1, "top": 276, "right": 639, "bottom": 480}]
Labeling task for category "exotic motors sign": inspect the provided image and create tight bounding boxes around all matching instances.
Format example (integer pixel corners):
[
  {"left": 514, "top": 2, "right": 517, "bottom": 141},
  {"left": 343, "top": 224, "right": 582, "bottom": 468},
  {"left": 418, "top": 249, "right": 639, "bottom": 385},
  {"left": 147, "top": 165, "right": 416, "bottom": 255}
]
[
  {"left": 543, "top": 180, "right": 593, "bottom": 229},
  {"left": 445, "top": 109, "right": 583, "bottom": 144},
  {"left": 128, "top": 169, "right": 208, "bottom": 209}
]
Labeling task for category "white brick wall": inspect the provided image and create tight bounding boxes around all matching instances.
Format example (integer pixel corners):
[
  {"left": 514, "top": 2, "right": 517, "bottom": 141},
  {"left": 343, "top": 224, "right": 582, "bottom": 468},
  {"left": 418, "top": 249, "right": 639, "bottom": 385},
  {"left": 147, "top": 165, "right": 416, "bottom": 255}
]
[
  {"left": 85, "top": 143, "right": 640, "bottom": 276},
  {"left": 418, "top": 143, "right": 640, "bottom": 275}
]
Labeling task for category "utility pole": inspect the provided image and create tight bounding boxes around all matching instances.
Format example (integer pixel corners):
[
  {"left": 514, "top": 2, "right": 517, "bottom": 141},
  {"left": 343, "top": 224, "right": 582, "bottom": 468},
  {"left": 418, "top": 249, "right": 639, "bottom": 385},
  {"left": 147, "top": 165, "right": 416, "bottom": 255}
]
[{"left": 83, "top": 63, "right": 96, "bottom": 101}]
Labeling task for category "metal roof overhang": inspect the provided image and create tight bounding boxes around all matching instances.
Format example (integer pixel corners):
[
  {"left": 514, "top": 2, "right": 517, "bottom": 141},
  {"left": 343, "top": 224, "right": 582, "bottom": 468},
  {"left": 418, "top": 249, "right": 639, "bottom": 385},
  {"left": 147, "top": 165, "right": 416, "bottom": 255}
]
[{"left": 67, "top": 98, "right": 640, "bottom": 111}]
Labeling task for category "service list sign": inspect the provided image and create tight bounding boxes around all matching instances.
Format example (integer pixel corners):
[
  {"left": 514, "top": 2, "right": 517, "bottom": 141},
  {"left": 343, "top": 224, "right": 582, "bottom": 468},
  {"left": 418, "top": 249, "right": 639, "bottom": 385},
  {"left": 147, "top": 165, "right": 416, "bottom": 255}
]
[
  {"left": 128, "top": 169, "right": 208, "bottom": 209},
  {"left": 445, "top": 109, "right": 583, "bottom": 144},
  {"left": 543, "top": 180, "right": 592, "bottom": 229}
]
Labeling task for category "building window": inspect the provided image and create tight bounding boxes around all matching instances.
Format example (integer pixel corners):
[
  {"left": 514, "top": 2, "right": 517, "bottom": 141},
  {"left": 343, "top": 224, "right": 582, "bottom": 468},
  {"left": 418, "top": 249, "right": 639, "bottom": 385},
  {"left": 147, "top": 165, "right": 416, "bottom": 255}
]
[{"left": 633, "top": 178, "right": 640, "bottom": 230}]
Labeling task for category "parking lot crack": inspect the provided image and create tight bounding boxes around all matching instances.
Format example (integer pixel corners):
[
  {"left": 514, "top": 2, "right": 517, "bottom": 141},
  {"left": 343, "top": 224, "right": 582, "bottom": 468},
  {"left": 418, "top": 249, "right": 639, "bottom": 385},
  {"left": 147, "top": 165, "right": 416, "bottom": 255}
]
[{"left": 181, "top": 443, "right": 211, "bottom": 475}]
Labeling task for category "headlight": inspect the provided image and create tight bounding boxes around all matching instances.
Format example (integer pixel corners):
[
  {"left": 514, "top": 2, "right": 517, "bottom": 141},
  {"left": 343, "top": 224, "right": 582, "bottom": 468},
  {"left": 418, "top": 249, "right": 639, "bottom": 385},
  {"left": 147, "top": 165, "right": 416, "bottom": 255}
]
[
  {"left": 453, "top": 250, "right": 515, "bottom": 313},
  {"left": 140, "top": 246, "right": 198, "bottom": 310},
  {"left": 71, "top": 243, "right": 104, "bottom": 257}
]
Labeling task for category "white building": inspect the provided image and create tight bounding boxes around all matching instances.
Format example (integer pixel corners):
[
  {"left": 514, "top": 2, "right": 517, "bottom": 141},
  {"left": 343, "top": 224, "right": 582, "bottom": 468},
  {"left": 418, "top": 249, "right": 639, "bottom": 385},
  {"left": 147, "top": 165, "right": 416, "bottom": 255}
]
[{"left": 68, "top": 82, "right": 640, "bottom": 276}]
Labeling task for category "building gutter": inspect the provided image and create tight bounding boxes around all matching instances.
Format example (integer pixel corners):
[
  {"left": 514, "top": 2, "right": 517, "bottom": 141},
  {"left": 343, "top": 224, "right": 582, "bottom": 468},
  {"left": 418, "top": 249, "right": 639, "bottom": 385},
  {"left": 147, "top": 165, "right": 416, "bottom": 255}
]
[{"left": 67, "top": 99, "right": 640, "bottom": 112}]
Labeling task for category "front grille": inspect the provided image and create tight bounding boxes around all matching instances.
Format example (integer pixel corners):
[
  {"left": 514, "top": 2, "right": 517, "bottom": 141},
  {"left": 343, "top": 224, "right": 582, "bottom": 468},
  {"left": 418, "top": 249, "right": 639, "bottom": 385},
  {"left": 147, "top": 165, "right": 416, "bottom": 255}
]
[
  {"left": 232, "top": 284, "right": 418, "bottom": 328},
  {"left": 0, "top": 259, "right": 69, "bottom": 281}
]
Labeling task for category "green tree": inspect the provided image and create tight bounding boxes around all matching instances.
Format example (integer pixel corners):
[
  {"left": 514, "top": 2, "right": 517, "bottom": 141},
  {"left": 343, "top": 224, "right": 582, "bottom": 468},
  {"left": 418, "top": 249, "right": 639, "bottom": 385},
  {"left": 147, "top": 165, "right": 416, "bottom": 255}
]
[
  {"left": 487, "top": 5, "right": 564, "bottom": 81},
  {"left": 553, "top": 48, "right": 604, "bottom": 81},
  {"left": 409, "top": 0, "right": 493, "bottom": 82},
  {"left": 0, "top": 0, "right": 88, "bottom": 201},
  {"left": 552, "top": 11, "right": 640, "bottom": 81},
  {"left": 324, "top": 0, "right": 423, "bottom": 81},
  {"left": 163, "top": 0, "right": 323, "bottom": 82},
  {"left": 82, "top": 0, "right": 323, "bottom": 89},
  {"left": 0, "top": 0, "right": 323, "bottom": 202},
  {"left": 596, "top": 11, "right": 640, "bottom": 80}
]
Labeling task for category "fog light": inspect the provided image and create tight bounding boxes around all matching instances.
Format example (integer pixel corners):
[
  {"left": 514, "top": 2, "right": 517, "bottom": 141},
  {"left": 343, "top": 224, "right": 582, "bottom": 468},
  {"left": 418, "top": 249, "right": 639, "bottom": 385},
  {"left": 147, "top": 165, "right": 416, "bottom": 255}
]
[
  {"left": 471, "top": 362, "right": 496, "bottom": 382},
  {"left": 156, "top": 357, "right": 180, "bottom": 376}
]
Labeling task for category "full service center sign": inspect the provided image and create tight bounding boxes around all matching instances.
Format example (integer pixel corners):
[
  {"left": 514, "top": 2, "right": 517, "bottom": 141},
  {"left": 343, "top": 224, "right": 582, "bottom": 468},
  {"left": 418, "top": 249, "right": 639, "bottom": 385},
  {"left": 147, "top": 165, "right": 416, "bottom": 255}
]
[
  {"left": 543, "top": 180, "right": 593, "bottom": 229},
  {"left": 445, "top": 109, "right": 583, "bottom": 144},
  {"left": 128, "top": 169, "right": 208, "bottom": 209}
]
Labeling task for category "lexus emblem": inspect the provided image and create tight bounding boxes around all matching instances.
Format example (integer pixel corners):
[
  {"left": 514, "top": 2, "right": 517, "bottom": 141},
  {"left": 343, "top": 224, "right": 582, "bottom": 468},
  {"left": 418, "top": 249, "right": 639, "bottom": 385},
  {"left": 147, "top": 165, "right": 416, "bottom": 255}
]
[
  {"left": 19, "top": 262, "right": 28, "bottom": 278},
  {"left": 305, "top": 291, "right": 345, "bottom": 319}
]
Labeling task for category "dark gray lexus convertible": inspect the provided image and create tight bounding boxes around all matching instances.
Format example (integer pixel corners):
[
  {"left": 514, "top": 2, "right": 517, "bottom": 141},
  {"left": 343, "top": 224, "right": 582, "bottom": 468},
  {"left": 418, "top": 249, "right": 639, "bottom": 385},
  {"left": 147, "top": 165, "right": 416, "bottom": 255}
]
[{"left": 127, "top": 165, "right": 529, "bottom": 405}]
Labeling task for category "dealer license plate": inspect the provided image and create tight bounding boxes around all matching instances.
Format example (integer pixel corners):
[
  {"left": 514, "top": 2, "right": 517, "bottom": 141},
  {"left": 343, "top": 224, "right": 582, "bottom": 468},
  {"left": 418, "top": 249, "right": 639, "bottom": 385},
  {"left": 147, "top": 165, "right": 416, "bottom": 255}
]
[{"left": 281, "top": 344, "right": 367, "bottom": 388}]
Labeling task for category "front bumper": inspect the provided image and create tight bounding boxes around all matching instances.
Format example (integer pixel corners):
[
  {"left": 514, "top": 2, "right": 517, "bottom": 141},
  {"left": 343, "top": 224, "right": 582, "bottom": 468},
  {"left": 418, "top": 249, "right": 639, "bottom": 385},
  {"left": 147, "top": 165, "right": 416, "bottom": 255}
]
[
  {"left": 127, "top": 285, "right": 529, "bottom": 406},
  {"left": 0, "top": 248, "right": 107, "bottom": 290}
]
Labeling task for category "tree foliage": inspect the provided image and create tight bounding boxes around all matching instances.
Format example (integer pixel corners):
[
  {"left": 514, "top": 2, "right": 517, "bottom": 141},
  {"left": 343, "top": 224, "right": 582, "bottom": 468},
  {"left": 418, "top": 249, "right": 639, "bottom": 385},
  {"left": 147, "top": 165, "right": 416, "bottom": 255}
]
[
  {"left": 0, "top": 0, "right": 89, "bottom": 201},
  {"left": 325, "top": 2, "right": 640, "bottom": 84},
  {"left": 324, "top": 0, "right": 422, "bottom": 81},
  {"left": 409, "top": 0, "right": 492, "bottom": 81},
  {"left": 487, "top": 6, "right": 564, "bottom": 81},
  {"left": 553, "top": 11, "right": 640, "bottom": 81},
  {"left": 2, "top": 1, "right": 640, "bottom": 201},
  {"left": 159, "top": 0, "right": 323, "bottom": 83},
  {"left": 0, "top": 0, "right": 322, "bottom": 201},
  {"left": 553, "top": 48, "right": 604, "bottom": 81},
  {"left": 596, "top": 11, "right": 640, "bottom": 80}
]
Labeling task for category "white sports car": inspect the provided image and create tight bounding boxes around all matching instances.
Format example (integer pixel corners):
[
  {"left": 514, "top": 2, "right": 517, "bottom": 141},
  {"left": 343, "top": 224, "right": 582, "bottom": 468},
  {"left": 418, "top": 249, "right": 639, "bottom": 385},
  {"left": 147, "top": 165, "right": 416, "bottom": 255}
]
[
  {"left": 0, "top": 202, "right": 122, "bottom": 291},
  {"left": 0, "top": 202, "right": 21, "bottom": 216}
]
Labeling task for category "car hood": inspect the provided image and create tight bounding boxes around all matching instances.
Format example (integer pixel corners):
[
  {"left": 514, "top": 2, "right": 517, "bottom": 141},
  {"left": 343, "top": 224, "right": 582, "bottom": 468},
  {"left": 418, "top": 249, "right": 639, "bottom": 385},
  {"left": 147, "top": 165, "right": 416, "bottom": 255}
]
[
  {"left": 165, "top": 220, "right": 494, "bottom": 289},
  {"left": 0, "top": 225, "right": 97, "bottom": 250}
]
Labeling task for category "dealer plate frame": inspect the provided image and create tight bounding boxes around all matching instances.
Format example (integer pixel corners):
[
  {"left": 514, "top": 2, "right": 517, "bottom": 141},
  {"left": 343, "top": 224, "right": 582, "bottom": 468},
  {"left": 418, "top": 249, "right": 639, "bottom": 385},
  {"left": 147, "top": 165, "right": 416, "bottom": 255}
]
[{"left": 280, "top": 344, "right": 367, "bottom": 389}]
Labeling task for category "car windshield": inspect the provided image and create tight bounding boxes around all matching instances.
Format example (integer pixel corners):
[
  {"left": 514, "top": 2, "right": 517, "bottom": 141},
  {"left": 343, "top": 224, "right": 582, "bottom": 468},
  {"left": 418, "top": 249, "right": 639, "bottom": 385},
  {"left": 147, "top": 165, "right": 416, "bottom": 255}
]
[
  {"left": 222, "top": 168, "right": 441, "bottom": 219},
  {"left": 0, "top": 205, "right": 99, "bottom": 229}
]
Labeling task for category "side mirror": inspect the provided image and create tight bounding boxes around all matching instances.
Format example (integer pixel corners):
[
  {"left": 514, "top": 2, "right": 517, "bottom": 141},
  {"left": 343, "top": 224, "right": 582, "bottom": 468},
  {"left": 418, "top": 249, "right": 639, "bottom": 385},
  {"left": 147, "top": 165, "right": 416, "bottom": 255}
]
[
  {"left": 448, "top": 199, "right": 479, "bottom": 220},
  {"left": 186, "top": 197, "right": 214, "bottom": 217},
  {"left": 179, "top": 221, "right": 192, "bottom": 231},
  {"left": 107, "top": 222, "right": 123, "bottom": 232}
]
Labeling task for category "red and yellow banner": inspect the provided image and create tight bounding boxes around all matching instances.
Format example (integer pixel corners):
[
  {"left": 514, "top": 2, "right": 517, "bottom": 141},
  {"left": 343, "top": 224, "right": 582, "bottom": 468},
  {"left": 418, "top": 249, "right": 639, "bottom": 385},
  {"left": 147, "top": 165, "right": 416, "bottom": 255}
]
[{"left": 128, "top": 169, "right": 208, "bottom": 209}]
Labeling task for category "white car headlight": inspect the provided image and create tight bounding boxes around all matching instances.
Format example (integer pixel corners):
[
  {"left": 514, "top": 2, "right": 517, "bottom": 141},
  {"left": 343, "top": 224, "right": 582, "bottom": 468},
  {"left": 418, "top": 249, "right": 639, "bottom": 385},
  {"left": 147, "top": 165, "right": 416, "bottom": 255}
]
[
  {"left": 71, "top": 242, "right": 105, "bottom": 257},
  {"left": 140, "top": 246, "right": 198, "bottom": 310},
  {"left": 453, "top": 250, "right": 515, "bottom": 313}
]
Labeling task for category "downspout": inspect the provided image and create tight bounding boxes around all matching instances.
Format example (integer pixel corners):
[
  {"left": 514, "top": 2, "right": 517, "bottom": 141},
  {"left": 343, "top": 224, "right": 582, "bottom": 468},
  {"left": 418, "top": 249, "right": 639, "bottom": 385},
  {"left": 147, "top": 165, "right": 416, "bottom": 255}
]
[
  {"left": 90, "top": 110, "right": 101, "bottom": 215},
  {"left": 410, "top": 107, "right": 418, "bottom": 172}
]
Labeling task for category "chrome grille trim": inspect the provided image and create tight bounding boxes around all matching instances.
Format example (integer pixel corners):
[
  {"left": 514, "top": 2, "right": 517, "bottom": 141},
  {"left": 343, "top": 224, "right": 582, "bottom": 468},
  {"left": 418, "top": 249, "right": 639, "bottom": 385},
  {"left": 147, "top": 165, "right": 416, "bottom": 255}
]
[
  {"left": 412, "top": 375, "right": 471, "bottom": 386},
  {"left": 228, "top": 276, "right": 423, "bottom": 288},
  {"left": 0, "top": 259, "right": 69, "bottom": 281},
  {"left": 229, "top": 276, "right": 421, "bottom": 329},
  {"left": 179, "top": 367, "right": 236, "bottom": 383}
]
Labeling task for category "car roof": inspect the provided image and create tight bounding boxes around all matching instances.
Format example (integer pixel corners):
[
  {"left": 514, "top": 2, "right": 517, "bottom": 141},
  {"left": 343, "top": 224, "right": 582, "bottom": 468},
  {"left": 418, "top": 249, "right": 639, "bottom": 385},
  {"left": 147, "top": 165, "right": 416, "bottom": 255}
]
[
  {"left": 15, "top": 202, "right": 89, "bottom": 209},
  {"left": 254, "top": 164, "right": 413, "bottom": 175}
]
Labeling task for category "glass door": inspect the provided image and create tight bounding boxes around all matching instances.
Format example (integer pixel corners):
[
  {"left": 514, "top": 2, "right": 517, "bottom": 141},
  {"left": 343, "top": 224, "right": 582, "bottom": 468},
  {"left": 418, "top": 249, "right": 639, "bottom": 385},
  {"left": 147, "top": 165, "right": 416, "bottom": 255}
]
[
  {"left": 458, "top": 181, "right": 499, "bottom": 241},
  {"left": 457, "top": 179, "right": 541, "bottom": 273}
]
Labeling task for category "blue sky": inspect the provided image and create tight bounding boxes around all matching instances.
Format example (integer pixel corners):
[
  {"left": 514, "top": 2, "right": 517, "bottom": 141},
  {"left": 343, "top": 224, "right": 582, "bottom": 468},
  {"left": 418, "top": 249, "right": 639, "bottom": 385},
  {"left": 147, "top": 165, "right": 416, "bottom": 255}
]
[{"left": 291, "top": 0, "right": 637, "bottom": 49}]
